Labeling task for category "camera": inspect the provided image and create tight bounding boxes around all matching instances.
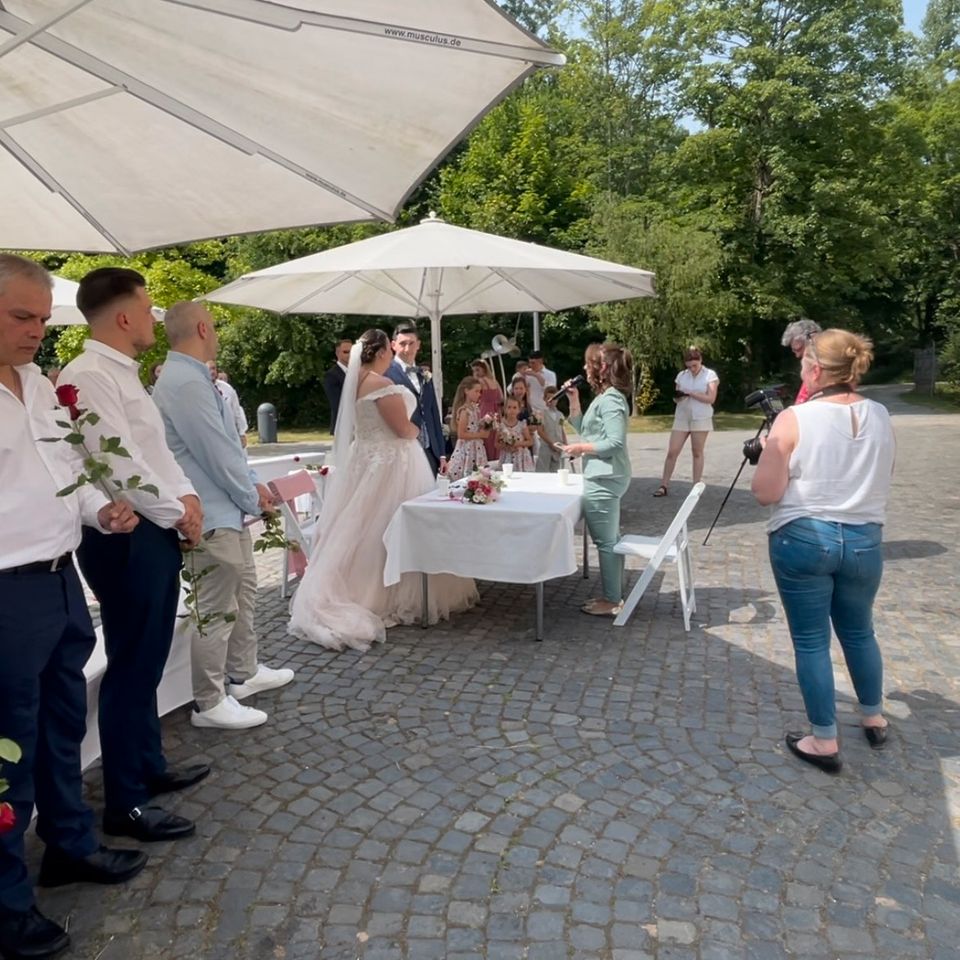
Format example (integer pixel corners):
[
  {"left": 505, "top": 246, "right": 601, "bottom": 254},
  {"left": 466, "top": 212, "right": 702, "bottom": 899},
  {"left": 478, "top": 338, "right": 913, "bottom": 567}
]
[
  {"left": 704, "top": 384, "right": 787, "bottom": 546},
  {"left": 742, "top": 386, "right": 785, "bottom": 464}
]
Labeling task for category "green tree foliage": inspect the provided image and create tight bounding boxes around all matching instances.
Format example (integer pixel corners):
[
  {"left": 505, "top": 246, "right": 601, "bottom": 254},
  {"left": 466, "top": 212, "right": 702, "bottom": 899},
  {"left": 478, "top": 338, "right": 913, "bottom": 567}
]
[{"left": 16, "top": 0, "right": 960, "bottom": 418}]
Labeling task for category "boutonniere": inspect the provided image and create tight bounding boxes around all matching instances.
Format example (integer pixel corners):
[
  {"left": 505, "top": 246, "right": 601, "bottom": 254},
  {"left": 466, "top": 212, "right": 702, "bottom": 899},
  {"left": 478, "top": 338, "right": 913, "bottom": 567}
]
[{"left": 419, "top": 367, "right": 432, "bottom": 383}]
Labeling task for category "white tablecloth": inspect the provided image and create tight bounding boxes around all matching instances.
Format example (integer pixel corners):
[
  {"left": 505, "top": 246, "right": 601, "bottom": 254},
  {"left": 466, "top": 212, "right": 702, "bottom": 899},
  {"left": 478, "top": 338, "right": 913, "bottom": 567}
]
[{"left": 383, "top": 472, "right": 584, "bottom": 586}]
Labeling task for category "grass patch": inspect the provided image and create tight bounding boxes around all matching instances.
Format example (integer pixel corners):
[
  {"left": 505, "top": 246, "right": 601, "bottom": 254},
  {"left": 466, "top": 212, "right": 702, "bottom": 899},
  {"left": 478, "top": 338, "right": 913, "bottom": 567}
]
[
  {"left": 898, "top": 383, "right": 960, "bottom": 411},
  {"left": 247, "top": 412, "right": 767, "bottom": 446},
  {"left": 629, "top": 411, "right": 764, "bottom": 433}
]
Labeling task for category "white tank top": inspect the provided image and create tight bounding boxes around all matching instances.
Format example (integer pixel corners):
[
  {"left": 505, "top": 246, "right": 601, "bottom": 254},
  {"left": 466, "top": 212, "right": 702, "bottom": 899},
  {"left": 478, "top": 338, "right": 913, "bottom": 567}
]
[{"left": 768, "top": 398, "right": 895, "bottom": 533}]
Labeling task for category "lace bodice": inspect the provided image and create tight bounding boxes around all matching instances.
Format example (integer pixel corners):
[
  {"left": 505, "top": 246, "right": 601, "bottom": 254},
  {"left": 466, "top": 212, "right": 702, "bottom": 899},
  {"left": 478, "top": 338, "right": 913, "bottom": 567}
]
[{"left": 354, "top": 384, "right": 415, "bottom": 444}]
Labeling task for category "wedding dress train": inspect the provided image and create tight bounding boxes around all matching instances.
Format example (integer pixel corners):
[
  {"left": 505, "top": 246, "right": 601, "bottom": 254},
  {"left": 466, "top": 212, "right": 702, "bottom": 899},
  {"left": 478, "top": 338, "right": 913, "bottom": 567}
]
[{"left": 289, "top": 384, "right": 477, "bottom": 652}]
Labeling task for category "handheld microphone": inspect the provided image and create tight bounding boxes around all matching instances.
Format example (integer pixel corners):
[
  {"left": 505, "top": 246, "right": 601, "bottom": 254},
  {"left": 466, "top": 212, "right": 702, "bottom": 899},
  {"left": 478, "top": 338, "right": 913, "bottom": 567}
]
[{"left": 548, "top": 374, "right": 585, "bottom": 404}]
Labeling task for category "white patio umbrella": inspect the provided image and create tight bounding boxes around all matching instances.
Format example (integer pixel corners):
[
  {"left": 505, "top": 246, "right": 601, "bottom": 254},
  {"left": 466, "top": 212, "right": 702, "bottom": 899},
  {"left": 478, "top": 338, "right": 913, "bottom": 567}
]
[
  {"left": 48, "top": 274, "right": 83, "bottom": 325},
  {"left": 0, "top": 1, "right": 563, "bottom": 254},
  {"left": 204, "top": 214, "right": 657, "bottom": 401}
]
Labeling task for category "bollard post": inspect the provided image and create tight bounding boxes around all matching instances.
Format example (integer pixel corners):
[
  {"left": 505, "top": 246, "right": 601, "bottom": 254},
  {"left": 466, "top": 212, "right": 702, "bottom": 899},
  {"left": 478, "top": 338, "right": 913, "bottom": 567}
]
[{"left": 257, "top": 402, "right": 278, "bottom": 443}]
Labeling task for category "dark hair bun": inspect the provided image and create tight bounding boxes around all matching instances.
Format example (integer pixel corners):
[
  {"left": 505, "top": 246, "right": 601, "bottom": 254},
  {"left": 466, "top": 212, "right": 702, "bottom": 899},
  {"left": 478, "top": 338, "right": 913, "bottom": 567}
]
[{"left": 359, "top": 328, "right": 390, "bottom": 364}]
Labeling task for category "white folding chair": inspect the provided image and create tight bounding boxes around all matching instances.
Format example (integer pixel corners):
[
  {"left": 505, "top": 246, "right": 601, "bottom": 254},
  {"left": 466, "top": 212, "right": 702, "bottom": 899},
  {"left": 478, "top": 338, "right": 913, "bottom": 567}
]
[
  {"left": 268, "top": 471, "right": 318, "bottom": 598},
  {"left": 613, "top": 482, "right": 706, "bottom": 630}
]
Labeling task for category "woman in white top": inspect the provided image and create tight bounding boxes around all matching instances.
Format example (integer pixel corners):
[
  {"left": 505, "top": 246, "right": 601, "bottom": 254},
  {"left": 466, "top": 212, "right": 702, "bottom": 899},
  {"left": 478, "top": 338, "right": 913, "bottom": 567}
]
[
  {"left": 752, "top": 330, "right": 895, "bottom": 774},
  {"left": 653, "top": 347, "right": 719, "bottom": 497}
]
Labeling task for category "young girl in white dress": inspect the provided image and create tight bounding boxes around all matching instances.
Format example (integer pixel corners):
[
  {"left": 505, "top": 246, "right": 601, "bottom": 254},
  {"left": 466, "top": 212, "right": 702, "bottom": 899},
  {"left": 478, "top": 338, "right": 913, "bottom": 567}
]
[
  {"left": 289, "top": 329, "right": 477, "bottom": 652},
  {"left": 498, "top": 396, "right": 535, "bottom": 472},
  {"left": 446, "top": 376, "right": 490, "bottom": 481}
]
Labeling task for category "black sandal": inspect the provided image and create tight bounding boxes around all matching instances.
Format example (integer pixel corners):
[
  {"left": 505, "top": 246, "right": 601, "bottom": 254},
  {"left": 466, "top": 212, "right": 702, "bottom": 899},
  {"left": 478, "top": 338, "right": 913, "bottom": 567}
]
[{"left": 653, "top": 485, "right": 668, "bottom": 497}]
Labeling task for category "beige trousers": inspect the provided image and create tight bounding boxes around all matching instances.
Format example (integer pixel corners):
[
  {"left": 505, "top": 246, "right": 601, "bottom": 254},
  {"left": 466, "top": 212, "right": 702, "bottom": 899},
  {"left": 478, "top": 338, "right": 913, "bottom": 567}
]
[{"left": 190, "top": 527, "right": 259, "bottom": 711}]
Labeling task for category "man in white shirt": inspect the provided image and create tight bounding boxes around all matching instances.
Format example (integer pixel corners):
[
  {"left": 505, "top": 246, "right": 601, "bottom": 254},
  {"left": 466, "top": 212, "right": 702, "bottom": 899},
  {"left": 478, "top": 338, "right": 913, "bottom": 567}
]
[
  {"left": 0, "top": 255, "right": 145, "bottom": 960},
  {"left": 525, "top": 350, "right": 557, "bottom": 413},
  {"left": 60, "top": 267, "right": 208, "bottom": 845},
  {"left": 207, "top": 360, "right": 248, "bottom": 447}
]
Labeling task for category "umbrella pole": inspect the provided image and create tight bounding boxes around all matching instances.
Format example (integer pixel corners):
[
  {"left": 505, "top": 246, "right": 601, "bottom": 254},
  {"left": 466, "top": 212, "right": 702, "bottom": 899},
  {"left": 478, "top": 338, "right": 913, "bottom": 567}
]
[
  {"left": 430, "top": 305, "right": 443, "bottom": 409},
  {"left": 532, "top": 311, "right": 540, "bottom": 352}
]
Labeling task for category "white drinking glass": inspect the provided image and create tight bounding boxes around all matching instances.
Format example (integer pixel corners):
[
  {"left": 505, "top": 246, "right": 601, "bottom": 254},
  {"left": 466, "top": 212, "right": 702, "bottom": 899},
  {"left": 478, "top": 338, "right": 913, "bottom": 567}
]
[
  {"left": 501, "top": 463, "right": 514, "bottom": 478},
  {"left": 437, "top": 476, "right": 450, "bottom": 498},
  {"left": 557, "top": 467, "right": 570, "bottom": 485}
]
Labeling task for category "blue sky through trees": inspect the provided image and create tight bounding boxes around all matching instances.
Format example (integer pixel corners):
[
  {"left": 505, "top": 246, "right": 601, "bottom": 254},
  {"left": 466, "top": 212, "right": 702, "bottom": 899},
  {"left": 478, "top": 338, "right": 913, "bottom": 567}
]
[{"left": 903, "top": 0, "right": 929, "bottom": 33}]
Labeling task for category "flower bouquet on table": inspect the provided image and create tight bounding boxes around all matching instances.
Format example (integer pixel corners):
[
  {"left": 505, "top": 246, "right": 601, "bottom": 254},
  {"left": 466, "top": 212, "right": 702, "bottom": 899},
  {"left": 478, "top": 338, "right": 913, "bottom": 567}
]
[{"left": 461, "top": 466, "right": 505, "bottom": 505}]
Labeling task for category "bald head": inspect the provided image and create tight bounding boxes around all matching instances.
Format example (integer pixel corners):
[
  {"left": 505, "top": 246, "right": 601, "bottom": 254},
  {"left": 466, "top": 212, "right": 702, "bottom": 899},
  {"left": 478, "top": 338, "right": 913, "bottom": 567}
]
[{"left": 164, "top": 300, "right": 218, "bottom": 361}]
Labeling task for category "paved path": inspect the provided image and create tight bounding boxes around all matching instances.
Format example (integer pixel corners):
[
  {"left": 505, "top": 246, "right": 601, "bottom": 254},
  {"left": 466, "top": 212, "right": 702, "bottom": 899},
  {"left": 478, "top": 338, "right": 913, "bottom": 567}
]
[{"left": 33, "top": 390, "right": 960, "bottom": 960}]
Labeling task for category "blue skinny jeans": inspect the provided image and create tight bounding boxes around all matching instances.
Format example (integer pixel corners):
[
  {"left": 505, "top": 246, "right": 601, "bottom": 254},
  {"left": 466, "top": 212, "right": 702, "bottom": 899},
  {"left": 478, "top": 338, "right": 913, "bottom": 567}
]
[{"left": 768, "top": 518, "right": 884, "bottom": 739}]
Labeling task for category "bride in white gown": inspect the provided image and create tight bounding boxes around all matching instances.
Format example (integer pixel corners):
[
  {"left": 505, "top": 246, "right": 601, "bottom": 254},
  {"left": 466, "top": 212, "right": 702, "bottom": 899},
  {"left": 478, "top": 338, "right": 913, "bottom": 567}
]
[{"left": 289, "top": 329, "right": 478, "bottom": 652}]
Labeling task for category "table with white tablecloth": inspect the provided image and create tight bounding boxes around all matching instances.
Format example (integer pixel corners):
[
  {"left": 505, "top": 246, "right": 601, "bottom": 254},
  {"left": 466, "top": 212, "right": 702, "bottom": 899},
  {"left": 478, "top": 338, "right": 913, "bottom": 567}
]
[{"left": 383, "top": 472, "right": 587, "bottom": 639}]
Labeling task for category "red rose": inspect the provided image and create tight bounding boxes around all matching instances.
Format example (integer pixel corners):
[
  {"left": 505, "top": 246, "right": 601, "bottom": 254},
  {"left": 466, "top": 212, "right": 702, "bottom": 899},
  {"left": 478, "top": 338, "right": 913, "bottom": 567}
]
[
  {"left": 0, "top": 802, "right": 14, "bottom": 835},
  {"left": 319, "top": 466, "right": 329, "bottom": 476},
  {"left": 68, "top": 404, "right": 82, "bottom": 420},
  {"left": 55, "top": 383, "right": 79, "bottom": 406}
]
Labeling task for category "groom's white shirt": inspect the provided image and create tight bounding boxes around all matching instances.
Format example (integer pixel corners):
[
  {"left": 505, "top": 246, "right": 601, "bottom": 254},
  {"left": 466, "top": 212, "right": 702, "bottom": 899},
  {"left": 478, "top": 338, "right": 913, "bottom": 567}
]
[{"left": 0, "top": 363, "right": 110, "bottom": 567}]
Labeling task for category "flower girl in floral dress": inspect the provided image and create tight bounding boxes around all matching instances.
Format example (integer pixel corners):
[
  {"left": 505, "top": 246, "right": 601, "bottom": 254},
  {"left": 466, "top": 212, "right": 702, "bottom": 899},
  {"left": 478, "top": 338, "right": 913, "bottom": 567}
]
[
  {"left": 447, "top": 377, "right": 491, "bottom": 481},
  {"left": 498, "top": 396, "right": 535, "bottom": 472}
]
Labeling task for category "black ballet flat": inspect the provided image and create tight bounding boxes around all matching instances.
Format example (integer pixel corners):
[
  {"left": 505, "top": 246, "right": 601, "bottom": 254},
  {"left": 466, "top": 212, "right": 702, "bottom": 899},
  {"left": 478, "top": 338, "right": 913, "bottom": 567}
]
[
  {"left": 863, "top": 724, "right": 888, "bottom": 749},
  {"left": 785, "top": 733, "right": 842, "bottom": 775}
]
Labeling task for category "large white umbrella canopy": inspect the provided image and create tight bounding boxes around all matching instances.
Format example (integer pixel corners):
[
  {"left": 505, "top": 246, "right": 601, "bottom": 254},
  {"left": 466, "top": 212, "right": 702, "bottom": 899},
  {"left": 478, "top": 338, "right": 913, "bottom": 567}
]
[
  {"left": 0, "top": 1, "right": 563, "bottom": 254},
  {"left": 205, "top": 214, "right": 657, "bottom": 401}
]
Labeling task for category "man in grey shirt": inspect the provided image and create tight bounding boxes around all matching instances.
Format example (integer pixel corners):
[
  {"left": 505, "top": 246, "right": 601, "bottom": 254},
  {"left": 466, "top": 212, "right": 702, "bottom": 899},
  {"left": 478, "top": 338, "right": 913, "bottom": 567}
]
[{"left": 154, "top": 301, "right": 294, "bottom": 731}]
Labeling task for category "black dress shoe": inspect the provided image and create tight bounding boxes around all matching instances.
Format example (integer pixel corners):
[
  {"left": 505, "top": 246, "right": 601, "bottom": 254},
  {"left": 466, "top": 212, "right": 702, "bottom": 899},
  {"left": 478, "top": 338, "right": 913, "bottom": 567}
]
[
  {"left": 102, "top": 805, "right": 196, "bottom": 842},
  {"left": 0, "top": 906, "right": 69, "bottom": 960},
  {"left": 38, "top": 844, "right": 148, "bottom": 888},
  {"left": 785, "top": 733, "right": 842, "bottom": 774},
  {"left": 146, "top": 763, "right": 211, "bottom": 798},
  {"left": 863, "top": 724, "right": 889, "bottom": 749}
]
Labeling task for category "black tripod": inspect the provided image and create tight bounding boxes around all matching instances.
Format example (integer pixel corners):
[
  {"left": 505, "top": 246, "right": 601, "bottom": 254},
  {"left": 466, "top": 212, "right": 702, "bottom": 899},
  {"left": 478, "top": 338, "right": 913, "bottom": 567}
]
[{"left": 702, "top": 420, "right": 766, "bottom": 546}]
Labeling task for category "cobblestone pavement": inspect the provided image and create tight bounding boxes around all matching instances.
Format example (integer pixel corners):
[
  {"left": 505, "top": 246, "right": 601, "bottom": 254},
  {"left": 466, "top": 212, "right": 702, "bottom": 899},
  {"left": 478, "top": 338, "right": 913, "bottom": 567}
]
[{"left": 31, "top": 386, "right": 960, "bottom": 960}]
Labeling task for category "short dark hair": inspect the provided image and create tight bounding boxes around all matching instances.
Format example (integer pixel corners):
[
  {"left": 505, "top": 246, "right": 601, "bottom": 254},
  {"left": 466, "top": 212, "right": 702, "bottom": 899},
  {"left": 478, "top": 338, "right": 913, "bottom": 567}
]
[
  {"left": 77, "top": 267, "right": 146, "bottom": 321},
  {"left": 392, "top": 320, "right": 419, "bottom": 340},
  {"left": 529, "top": 350, "right": 544, "bottom": 359}
]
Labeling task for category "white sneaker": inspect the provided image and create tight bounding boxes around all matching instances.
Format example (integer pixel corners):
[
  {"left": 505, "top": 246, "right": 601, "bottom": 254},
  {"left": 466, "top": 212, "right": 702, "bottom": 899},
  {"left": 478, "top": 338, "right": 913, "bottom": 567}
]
[
  {"left": 226, "top": 663, "right": 295, "bottom": 701},
  {"left": 190, "top": 695, "right": 268, "bottom": 729}
]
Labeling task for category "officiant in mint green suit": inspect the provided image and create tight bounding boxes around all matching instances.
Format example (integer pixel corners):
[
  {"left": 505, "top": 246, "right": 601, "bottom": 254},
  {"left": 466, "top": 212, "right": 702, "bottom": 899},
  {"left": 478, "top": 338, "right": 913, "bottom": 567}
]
[{"left": 562, "top": 342, "right": 633, "bottom": 617}]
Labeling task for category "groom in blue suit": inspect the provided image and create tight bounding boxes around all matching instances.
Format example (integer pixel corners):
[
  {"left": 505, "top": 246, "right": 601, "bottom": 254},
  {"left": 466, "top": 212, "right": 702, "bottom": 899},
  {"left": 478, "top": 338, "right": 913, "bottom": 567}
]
[{"left": 385, "top": 320, "right": 445, "bottom": 475}]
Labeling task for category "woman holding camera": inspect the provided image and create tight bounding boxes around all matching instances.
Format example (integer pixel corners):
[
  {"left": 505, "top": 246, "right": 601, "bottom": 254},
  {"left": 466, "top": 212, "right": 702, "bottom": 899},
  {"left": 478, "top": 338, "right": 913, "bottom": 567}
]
[
  {"left": 562, "top": 342, "right": 633, "bottom": 617},
  {"left": 653, "top": 347, "right": 719, "bottom": 497},
  {"left": 752, "top": 329, "right": 895, "bottom": 773}
]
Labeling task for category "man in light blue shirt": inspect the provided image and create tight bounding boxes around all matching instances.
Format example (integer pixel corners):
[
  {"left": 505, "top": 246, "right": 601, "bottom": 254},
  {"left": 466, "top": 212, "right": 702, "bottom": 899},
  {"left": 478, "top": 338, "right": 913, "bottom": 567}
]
[{"left": 154, "top": 301, "right": 294, "bottom": 730}]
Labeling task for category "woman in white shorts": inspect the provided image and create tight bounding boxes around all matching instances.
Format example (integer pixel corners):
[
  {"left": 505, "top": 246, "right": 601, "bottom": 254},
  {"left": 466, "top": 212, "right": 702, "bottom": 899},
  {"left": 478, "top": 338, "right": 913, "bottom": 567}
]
[{"left": 653, "top": 347, "right": 719, "bottom": 496}]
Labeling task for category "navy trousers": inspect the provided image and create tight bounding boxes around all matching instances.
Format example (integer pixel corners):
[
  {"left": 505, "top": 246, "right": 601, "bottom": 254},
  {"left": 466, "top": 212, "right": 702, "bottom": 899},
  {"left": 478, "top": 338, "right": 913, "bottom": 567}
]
[
  {"left": 0, "top": 562, "right": 98, "bottom": 913},
  {"left": 77, "top": 518, "right": 182, "bottom": 814}
]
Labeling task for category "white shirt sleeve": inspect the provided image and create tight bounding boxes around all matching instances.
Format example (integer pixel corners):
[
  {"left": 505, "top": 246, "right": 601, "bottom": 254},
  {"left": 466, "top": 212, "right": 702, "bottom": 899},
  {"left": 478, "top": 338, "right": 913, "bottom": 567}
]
[{"left": 66, "top": 368, "right": 188, "bottom": 527}]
